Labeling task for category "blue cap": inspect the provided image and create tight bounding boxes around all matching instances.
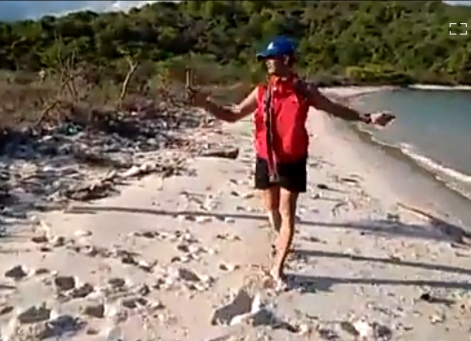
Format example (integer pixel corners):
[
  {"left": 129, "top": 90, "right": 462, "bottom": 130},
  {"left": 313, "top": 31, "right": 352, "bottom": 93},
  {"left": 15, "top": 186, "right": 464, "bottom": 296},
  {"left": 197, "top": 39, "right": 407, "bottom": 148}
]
[{"left": 256, "top": 36, "right": 297, "bottom": 61}]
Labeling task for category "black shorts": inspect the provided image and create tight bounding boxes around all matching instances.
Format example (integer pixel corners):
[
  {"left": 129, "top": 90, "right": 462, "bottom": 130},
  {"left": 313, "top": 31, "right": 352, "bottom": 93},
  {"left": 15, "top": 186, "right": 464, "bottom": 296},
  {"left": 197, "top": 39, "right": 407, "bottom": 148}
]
[{"left": 254, "top": 157, "right": 307, "bottom": 193}]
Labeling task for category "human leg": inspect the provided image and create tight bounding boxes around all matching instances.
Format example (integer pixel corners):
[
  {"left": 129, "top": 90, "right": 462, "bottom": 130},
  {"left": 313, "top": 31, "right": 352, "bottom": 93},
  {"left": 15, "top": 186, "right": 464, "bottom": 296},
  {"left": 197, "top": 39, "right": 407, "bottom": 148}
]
[
  {"left": 259, "top": 187, "right": 281, "bottom": 232},
  {"left": 270, "top": 158, "right": 307, "bottom": 282},
  {"left": 270, "top": 188, "right": 298, "bottom": 280},
  {"left": 255, "top": 157, "right": 281, "bottom": 233}
]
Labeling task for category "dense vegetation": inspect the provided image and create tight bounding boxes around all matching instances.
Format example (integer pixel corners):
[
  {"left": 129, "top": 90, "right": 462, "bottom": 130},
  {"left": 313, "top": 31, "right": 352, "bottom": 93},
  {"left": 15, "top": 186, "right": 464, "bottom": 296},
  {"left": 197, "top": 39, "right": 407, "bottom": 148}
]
[{"left": 0, "top": 0, "right": 470, "bottom": 86}]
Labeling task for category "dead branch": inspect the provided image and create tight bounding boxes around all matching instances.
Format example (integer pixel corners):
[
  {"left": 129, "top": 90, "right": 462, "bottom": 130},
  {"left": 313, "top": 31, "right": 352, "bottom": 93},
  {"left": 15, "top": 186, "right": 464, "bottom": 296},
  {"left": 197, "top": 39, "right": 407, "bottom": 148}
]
[
  {"left": 118, "top": 54, "right": 139, "bottom": 107},
  {"left": 34, "top": 36, "right": 83, "bottom": 126},
  {"left": 64, "top": 50, "right": 79, "bottom": 102}
]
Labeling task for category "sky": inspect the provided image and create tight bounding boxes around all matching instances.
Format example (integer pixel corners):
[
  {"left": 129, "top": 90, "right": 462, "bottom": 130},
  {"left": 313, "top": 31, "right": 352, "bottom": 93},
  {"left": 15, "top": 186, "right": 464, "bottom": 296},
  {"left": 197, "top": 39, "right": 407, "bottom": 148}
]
[
  {"left": 0, "top": 1, "right": 158, "bottom": 21},
  {"left": 0, "top": 0, "right": 469, "bottom": 21}
]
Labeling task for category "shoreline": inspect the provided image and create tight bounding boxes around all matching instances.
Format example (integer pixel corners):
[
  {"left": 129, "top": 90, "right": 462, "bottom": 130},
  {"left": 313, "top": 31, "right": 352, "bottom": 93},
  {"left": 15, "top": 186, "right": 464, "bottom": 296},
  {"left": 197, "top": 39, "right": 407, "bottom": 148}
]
[
  {"left": 315, "top": 88, "right": 471, "bottom": 230},
  {"left": 353, "top": 121, "right": 471, "bottom": 203},
  {"left": 408, "top": 84, "right": 471, "bottom": 91},
  {"left": 324, "top": 86, "right": 471, "bottom": 225},
  {"left": 320, "top": 84, "right": 471, "bottom": 91},
  {"left": 342, "top": 87, "right": 471, "bottom": 225},
  {"left": 0, "top": 87, "right": 470, "bottom": 339},
  {"left": 317, "top": 99, "right": 471, "bottom": 228}
]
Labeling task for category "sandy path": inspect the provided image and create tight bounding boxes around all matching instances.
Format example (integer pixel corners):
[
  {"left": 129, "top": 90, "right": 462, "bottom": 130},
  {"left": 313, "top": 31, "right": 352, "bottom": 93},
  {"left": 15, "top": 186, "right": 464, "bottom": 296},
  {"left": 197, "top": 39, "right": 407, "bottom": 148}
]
[{"left": 0, "top": 87, "right": 470, "bottom": 341}]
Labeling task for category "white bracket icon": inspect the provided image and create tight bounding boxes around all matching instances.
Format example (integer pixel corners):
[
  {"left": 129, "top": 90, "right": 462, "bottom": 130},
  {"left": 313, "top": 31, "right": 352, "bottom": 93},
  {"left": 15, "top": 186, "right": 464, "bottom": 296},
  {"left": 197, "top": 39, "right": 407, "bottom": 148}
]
[{"left": 449, "top": 23, "right": 467, "bottom": 35}]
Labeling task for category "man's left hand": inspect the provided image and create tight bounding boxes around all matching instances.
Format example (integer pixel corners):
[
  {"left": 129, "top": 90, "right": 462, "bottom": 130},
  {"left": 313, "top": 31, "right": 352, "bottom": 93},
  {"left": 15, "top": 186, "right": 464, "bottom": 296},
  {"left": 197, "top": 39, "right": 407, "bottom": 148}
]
[{"left": 370, "top": 112, "right": 396, "bottom": 127}]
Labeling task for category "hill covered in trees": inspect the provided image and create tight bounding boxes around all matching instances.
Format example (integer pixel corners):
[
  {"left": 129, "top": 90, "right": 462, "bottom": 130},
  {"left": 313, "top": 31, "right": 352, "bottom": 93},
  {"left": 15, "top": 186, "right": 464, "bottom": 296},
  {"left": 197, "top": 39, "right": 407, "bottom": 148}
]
[{"left": 0, "top": 0, "right": 470, "bottom": 85}]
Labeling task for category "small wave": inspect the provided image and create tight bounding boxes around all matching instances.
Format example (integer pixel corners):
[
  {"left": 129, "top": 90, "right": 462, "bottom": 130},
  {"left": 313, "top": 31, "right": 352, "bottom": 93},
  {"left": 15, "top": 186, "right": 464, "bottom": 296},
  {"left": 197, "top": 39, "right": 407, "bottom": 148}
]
[
  {"left": 409, "top": 84, "right": 471, "bottom": 91},
  {"left": 399, "top": 143, "right": 471, "bottom": 184}
]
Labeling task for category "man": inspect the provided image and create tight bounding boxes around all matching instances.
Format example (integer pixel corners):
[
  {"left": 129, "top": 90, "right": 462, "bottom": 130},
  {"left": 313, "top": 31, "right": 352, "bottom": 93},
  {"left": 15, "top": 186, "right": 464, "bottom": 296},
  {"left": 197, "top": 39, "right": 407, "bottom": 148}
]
[{"left": 188, "top": 36, "right": 394, "bottom": 287}]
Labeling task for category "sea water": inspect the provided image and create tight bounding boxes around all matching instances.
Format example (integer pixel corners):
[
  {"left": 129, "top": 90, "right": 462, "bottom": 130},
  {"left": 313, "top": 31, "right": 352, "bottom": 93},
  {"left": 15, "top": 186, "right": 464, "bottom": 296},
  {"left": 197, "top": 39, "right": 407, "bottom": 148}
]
[{"left": 355, "top": 88, "right": 471, "bottom": 203}]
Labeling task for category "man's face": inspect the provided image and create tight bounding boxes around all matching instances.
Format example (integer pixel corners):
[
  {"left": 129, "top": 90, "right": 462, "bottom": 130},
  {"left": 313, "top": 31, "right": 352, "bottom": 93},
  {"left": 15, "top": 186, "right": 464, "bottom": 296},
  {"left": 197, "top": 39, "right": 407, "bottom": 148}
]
[{"left": 265, "top": 56, "right": 288, "bottom": 75}]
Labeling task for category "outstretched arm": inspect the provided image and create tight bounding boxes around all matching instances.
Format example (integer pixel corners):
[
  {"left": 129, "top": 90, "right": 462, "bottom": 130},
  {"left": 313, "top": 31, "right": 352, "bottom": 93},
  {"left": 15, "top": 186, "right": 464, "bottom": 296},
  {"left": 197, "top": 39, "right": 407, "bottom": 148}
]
[
  {"left": 307, "top": 84, "right": 371, "bottom": 123},
  {"left": 192, "top": 87, "right": 258, "bottom": 123}
]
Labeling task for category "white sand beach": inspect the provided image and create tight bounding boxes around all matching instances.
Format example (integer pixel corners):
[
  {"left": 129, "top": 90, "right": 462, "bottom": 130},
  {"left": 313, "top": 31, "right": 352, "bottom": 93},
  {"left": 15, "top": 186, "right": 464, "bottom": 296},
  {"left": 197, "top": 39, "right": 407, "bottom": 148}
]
[{"left": 0, "top": 86, "right": 470, "bottom": 341}]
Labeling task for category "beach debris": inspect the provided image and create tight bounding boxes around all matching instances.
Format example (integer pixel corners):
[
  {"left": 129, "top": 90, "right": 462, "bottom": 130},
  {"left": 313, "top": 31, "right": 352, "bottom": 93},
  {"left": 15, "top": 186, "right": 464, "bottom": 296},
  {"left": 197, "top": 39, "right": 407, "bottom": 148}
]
[
  {"left": 82, "top": 245, "right": 100, "bottom": 256},
  {"left": 114, "top": 249, "right": 137, "bottom": 265},
  {"left": 373, "top": 323, "right": 393, "bottom": 339},
  {"left": 73, "top": 149, "right": 132, "bottom": 169},
  {"left": 430, "top": 313, "right": 445, "bottom": 324},
  {"left": 196, "top": 215, "right": 212, "bottom": 224},
  {"left": 176, "top": 244, "right": 190, "bottom": 253},
  {"left": 353, "top": 320, "right": 373, "bottom": 339},
  {"left": 34, "top": 268, "right": 50, "bottom": 275},
  {"left": 210, "top": 289, "right": 254, "bottom": 325},
  {"left": 301, "top": 235, "right": 322, "bottom": 243},
  {"left": 316, "top": 183, "right": 345, "bottom": 193},
  {"left": 316, "top": 325, "right": 339, "bottom": 340},
  {"left": 9, "top": 314, "right": 86, "bottom": 340},
  {"left": 121, "top": 296, "right": 148, "bottom": 309},
  {"left": 218, "top": 263, "right": 239, "bottom": 272},
  {"left": 297, "top": 323, "right": 312, "bottom": 336},
  {"left": 211, "top": 290, "right": 298, "bottom": 331},
  {"left": 64, "top": 179, "right": 117, "bottom": 201},
  {"left": 105, "top": 303, "right": 129, "bottom": 323},
  {"left": 200, "top": 147, "right": 239, "bottom": 160},
  {"left": 54, "top": 276, "right": 76, "bottom": 291},
  {"left": 136, "top": 230, "right": 159, "bottom": 239},
  {"left": 108, "top": 277, "right": 126, "bottom": 290},
  {"left": 136, "top": 283, "right": 151, "bottom": 296},
  {"left": 31, "top": 235, "right": 49, "bottom": 243},
  {"left": 317, "top": 183, "right": 330, "bottom": 191},
  {"left": 121, "top": 162, "right": 155, "bottom": 178},
  {"left": 17, "top": 303, "right": 51, "bottom": 324},
  {"left": 74, "top": 229, "right": 92, "bottom": 238},
  {"left": 386, "top": 212, "right": 400, "bottom": 222},
  {"left": 4, "top": 265, "right": 28, "bottom": 280},
  {"left": 172, "top": 267, "right": 201, "bottom": 282},
  {"left": 215, "top": 233, "right": 240, "bottom": 241},
  {"left": 418, "top": 292, "right": 433, "bottom": 303},
  {"left": 39, "top": 314, "right": 85, "bottom": 339},
  {"left": 52, "top": 235, "right": 66, "bottom": 247},
  {"left": 71, "top": 282, "right": 94, "bottom": 298},
  {"left": 223, "top": 217, "right": 236, "bottom": 224},
  {"left": 241, "top": 192, "right": 255, "bottom": 199},
  {"left": 0, "top": 98, "right": 220, "bottom": 218},
  {"left": 136, "top": 260, "right": 153, "bottom": 272},
  {"left": 340, "top": 319, "right": 392, "bottom": 340},
  {"left": 0, "top": 305, "right": 13, "bottom": 316},
  {"left": 331, "top": 201, "right": 349, "bottom": 216},
  {"left": 339, "top": 176, "right": 360, "bottom": 185},
  {"left": 340, "top": 320, "right": 360, "bottom": 337}
]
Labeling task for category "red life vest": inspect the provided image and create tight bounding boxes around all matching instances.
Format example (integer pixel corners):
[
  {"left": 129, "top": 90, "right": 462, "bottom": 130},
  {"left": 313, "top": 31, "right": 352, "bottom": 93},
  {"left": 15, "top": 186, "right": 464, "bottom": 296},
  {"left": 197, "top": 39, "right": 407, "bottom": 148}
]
[{"left": 254, "top": 75, "right": 310, "bottom": 165}]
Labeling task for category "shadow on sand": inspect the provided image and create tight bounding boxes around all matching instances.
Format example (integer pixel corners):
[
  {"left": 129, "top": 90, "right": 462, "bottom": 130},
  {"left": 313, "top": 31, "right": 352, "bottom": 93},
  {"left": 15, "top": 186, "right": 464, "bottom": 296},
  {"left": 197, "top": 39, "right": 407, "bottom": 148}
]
[
  {"left": 66, "top": 204, "right": 471, "bottom": 244},
  {"left": 284, "top": 273, "right": 471, "bottom": 294},
  {"left": 62, "top": 204, "right": 471, "bottom": 293},
  {"left": 288, "top": 248, "right": 471, "bottom": 294}
]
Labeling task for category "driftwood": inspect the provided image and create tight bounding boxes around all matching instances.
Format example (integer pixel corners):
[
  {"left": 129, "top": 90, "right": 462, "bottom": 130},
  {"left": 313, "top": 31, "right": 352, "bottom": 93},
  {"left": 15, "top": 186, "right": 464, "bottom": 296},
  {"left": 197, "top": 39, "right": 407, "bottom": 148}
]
[{"left": 200, "top": 147, "right": 239, "bottom": 160}]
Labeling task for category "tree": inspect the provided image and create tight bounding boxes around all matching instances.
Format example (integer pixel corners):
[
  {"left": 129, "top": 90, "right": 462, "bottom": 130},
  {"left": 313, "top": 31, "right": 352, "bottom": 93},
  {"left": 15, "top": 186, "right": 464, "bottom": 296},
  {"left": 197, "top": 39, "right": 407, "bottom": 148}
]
[{"left": 0, "top": 0, "right": 470, "bottom": 85}]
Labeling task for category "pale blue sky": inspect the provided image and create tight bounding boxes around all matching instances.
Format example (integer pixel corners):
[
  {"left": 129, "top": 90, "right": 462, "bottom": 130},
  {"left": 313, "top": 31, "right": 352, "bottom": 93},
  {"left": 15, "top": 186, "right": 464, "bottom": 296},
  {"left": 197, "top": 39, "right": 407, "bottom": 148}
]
[
  {"left": 0, "top": 1, "right": 158, "bottom": 21},
  {"left": 0, "top": 1, "right": 468, "bottom": 21}
]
